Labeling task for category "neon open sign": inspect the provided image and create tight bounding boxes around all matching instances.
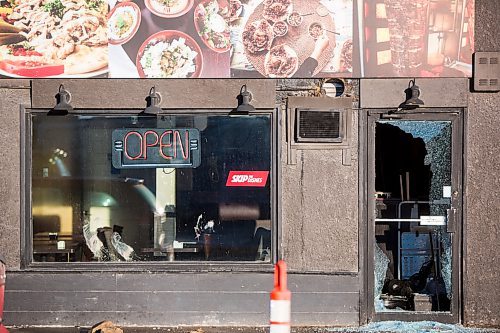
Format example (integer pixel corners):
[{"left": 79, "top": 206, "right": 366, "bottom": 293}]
[{"left": 112, "top": 128, "right": 201, "bottom": 169}]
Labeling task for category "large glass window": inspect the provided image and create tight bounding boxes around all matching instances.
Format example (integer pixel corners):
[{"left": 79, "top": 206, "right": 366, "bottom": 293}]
[{"left": 29, "top": 112, "right": 274, "bottom": 263}]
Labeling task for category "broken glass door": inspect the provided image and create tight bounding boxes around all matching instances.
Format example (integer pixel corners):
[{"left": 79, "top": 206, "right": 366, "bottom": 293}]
[{"left": 368, "top": 111, "right": 462, "bottom": 322}]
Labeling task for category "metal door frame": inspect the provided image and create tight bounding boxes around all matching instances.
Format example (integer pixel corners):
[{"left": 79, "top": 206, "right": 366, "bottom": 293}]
[{"left": 360, "top": 108, "right": 464, "bottom": 323}]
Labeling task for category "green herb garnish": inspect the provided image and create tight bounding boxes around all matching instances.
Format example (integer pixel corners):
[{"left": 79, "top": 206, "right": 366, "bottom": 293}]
[
  {"left": 87, "top": 0, "right": 104, "bottom": 10},
  {"left": 42, "top": 0, "right": 65, "bottom": 19}
]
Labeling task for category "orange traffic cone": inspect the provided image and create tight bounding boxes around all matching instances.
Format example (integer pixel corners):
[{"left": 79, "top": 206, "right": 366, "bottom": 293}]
[
  {"left": 0, "top": 257, "right": 9, "bottom": 333},
  {"left": 270, "top": 260, "right": 291, "bottom": 333}
]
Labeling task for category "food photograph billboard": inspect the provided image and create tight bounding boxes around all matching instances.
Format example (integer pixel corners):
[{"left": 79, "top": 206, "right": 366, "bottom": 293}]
[{"left": 0, "top": 0, "right": 474, "bottom": 78}]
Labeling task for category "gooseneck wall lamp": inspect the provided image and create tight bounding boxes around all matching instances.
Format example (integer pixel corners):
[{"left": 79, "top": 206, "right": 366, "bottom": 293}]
[
  {"left": 143, "top": 86, "right": 163, "bottom": 115},
  {"left": 231, "top": 84, "right": 255, "bottom": 115},
  {"left": 48, "top": 84, "right": 73, "bottom": 115},
  {"left": 400, "top": 79, "right": 425, "bottom": 110}
]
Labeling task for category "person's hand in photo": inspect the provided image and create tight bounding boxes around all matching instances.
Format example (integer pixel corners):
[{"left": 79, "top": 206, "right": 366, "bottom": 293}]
[{"left": 310, "top": 33, "right": 332, "bottom": 60}]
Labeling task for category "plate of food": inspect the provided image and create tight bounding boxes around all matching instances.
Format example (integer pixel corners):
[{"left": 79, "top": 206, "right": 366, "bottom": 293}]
[
  {"left": 136, "top": 30, "right": 203, "bottom": 78},
  {"left": 226, "top": 0, "right": 243, "bottom": 22},
  {"left": 262, "top": 0, "right": 292, "bottom": 23},
  {"left": 0, "top": 0, "right": 108, "bottom": 78},
  {"left": 108, "top": 1, "right": 141, "bottom": 45},
  {"left": 193, "top": 0, "right": 231, "bottom": 53},
  {"left": 339, "top": 39, "right": 352, "bottom": 72},
  {"left": 144, "top": 0, "right": 194, "bottom": 18},
  {"left": 242, "top": 19, "right": 273, "bottom": 54},
  {"left": 264, "top": 43, "right": 298, "bottom": 78}
]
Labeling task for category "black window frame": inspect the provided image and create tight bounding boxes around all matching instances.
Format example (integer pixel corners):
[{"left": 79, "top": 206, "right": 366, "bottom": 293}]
[{"left": 20, "top": 106, "right": 280, "bottom": 272}]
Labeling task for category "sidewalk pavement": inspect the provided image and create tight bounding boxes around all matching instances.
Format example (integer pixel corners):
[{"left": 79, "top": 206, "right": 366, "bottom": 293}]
[{"left": 6, "top": 326, "right": 500, "bottom": 333}]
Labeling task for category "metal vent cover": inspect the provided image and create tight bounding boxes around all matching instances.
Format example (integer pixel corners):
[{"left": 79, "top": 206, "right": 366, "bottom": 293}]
[
  {"left": 474, "top": 52, "right": 500, "bottom": 91},
  {"left": 296, "top": 108, "right": 344, "bottom": 143}
]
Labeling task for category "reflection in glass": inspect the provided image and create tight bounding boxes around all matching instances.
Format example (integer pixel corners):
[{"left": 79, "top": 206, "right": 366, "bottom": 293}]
[{"left": 31, "top": 114, "right": 272, "bottom": 263}]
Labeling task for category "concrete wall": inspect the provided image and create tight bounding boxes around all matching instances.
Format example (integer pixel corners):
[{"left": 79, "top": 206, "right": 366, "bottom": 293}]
[
  {"left": 461, "top": 0, "right": 500, "bottom": 325},
  {"left": 464, "top": 91, "right": 500, "bottom": 328},
  {"left": 0, "top": 78, "right": 360, "bottom": 327},
  {"left": 277, "top": 80, "right": 359, "bottom": 273},
  {"left": 0, "top": 80, "right": 31, "bottom": 270},
  {"left": 462, "top": 0, "right": 500, "bottom": 327}
]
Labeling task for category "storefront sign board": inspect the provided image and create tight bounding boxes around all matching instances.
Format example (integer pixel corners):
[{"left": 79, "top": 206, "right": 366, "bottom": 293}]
[{"left": 0, "top": 0, "right": 474, "bottom": 78}]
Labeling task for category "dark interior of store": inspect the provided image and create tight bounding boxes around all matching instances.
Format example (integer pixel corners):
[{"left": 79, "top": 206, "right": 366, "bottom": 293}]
[
  {"left": 30, "top": 114, "right": 272, "bottom": 263},
  {"left": 374, "top": 121, "right": 451, "bottom": 312}
]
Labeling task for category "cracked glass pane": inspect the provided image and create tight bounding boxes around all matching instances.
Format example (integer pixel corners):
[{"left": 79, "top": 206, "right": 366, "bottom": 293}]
[{"left": 374, "top": 120, "right": 453, "bottom": 312}]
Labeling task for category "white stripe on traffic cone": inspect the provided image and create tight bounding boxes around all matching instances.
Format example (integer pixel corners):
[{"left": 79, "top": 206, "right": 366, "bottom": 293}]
[{"left": 270, "top": 260, "right": 291, "bottom": 333}]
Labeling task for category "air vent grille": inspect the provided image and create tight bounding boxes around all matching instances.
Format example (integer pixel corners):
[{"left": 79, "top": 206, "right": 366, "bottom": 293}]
[
  {"left": 296, "top": 109, "right": 343, "bottom": 143},
  {"left": 474, "top": 52, "right": 500, "bottom": 92}
]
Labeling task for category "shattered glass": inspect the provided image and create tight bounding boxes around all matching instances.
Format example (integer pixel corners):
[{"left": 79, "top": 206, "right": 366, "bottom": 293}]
[
  {"left": 424, "top": 122, "right": 453, "bottom": 300},
  {"left": 439, "top": 231, "right": 453, "bottom": 300},
  {"left": 374, "top": 244, "right": 390, "bottom": 312},
  {"left": 326, "top": 321, "right": 500, "bottom": 333},
  {"left": 374, "top": 120, "right": 454, "bottom": 312}
]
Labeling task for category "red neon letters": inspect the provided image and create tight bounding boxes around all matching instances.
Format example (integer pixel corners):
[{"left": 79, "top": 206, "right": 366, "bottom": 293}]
[{"left": 123, "top": 129, "right": 189, "bottom": 161}]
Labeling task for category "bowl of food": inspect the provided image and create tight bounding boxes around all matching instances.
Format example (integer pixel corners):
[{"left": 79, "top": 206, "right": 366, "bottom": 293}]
[
  {"left": 108, "top": 2, "right": 141, "bottom": 45},
  {"left": 308, "top": 22, "right": 324, "bottom": 39},
  {"left": 262, "top": 0, "right": 292, "bottom": 23},
  {"left": 264, "top": 44, "right": 298, "bottom": 78},
  {"left": 194, "top": 0, "right": 231, "bottom": 53},
  {"left": 272, "top": 20, "right": 288, "bottom": 37},
  {"left": 145, "top": 0, "right": 194, "bottom": 18},
  {"left": 136, "top": 30, "right": 203, "bottom": 78},
  {"left": 287, "top": 11, "right": 302, "bottom": 27}
]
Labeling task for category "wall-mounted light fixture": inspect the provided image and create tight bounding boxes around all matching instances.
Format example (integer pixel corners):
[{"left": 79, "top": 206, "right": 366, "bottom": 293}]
[
  {"left": 231, "top": 85, "right": 255, "bottom": 115},
  {"left": 400, "top": 79, "right": 424, "bottom": 110},
  {"left": 143, "top": 86, "right": 162, "bottom": 115},
  {"left": 48, "top": 84, "right": 73, "bottom": 115}
]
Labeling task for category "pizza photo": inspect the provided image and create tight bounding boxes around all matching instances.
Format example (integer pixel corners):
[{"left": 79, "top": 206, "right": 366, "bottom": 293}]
[
  {"left": 0, "top": 0, "right": 108, "bottom": 77},
  {"left": 264, "top": 43, "right": 298, "bottom": 78}
]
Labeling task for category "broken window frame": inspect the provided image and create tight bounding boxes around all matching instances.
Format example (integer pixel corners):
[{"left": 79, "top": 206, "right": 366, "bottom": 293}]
[
  {"left": 361, "top": 108, "right": 464, "bottom": 324},
  {"left": 20, "top": 106, "right": 280, "bottom": 271}
]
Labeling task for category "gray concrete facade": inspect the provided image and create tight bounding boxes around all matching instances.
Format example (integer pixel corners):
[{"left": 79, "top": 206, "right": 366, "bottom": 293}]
[
  {"left": 0, "top": 78, "right": 361, "bottom": 327},
  {"left": 0, "top": 0, "right": 499, "bottom": 327},
  {"left": 462, "top": 0, "right": 500, "bottom": 327}
]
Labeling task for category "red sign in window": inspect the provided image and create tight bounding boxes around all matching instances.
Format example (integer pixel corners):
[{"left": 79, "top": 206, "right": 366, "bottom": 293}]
[{"left": 226, "top": 171, "right": 269, "bottom": 187}]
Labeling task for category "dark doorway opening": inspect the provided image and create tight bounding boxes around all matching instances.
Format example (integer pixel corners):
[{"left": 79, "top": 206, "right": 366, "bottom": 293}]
[{"left": 373, "top": 120, "right": 453, "bottom": 313}]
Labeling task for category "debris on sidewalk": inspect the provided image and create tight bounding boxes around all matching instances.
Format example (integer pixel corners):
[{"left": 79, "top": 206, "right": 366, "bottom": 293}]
[
  {"left": 188, "top": 329, "right": 204, "bottom": 333},
  {"left": 90, "top": 321, "right": 123, "bottom": 333},
  {"left": 324, "top": 321, "right": 500, "bottom": 333}
]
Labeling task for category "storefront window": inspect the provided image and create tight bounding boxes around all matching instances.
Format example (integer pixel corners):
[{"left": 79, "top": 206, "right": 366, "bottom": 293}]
[{"left": 29, "top": 112, "right": 274, "bottom": 263}]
